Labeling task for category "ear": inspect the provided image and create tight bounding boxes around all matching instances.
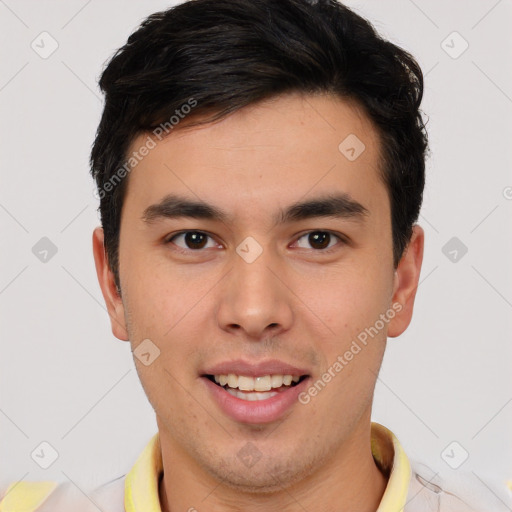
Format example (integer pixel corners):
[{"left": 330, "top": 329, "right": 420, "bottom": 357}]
[
  {"left": 387, "top": 225, "right": 424, "bottom": 337},
  {"left": 92, "top": 226, "right": 129, "bottom": 341}
]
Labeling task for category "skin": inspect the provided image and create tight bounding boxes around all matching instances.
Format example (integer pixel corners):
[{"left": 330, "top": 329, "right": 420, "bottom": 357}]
[{"left": 93, "top": 92, "right": 424, "bottom": 512}]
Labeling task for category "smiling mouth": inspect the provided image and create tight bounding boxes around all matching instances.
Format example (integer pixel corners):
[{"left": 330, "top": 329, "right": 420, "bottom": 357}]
[{"left": 204, "top": 374, "right": 309, "bottom": 401}]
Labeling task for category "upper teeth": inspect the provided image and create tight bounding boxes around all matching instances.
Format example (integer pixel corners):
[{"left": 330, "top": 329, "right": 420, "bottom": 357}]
[{"left": 214, "top": 374, "right": 300, "bottom": 391}]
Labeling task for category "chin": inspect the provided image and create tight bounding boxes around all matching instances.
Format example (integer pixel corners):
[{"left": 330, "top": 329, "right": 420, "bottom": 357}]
[{"left": 204, "top": 455, "right": 317, "bottom": 495}]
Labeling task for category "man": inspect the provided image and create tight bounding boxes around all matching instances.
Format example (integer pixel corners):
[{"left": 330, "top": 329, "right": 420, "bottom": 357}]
[{"left": 1, "top": 0, "right": 510, "bottom": 511}]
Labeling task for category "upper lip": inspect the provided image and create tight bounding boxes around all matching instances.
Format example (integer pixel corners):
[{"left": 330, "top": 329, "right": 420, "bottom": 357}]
[{"left": 202, "top": 359, "right": 310, "bottom": 377}]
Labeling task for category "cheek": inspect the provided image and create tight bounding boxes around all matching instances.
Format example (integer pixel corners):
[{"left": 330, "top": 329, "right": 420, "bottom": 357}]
[
  {"left": 297, "top": 263, "right": 393, "bottom": 335},
  {"left": 121, "top": 253, "right": 201, "bottom": 335},
  {"left": 121, "top": 261, "right": 216, "bottom": 378}
]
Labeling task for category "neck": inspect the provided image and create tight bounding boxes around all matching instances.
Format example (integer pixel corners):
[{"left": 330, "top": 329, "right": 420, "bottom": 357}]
[{"left": 158, "top": 417, "right": 388, "bottom": 512}]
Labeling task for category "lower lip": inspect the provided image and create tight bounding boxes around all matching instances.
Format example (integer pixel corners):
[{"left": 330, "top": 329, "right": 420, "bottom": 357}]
[{"left": 202, "top": 376, "right": 310, "bottom": 424}]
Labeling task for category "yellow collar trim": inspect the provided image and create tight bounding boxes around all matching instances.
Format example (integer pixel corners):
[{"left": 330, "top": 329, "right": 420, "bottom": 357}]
[
  {"left": 372, "top": 422, "right": 412, "bottom": 512},
  {"left": 0, "top": 481, "right": 58, "bottom": 512},
  {"left": 125, "top": 433, "right": 163, "bottom": 512}
]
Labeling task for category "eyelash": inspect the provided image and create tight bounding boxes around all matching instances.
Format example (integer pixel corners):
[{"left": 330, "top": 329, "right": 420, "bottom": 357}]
[{"left": 165, "top": 230, "right": 346, "bottom": 254}]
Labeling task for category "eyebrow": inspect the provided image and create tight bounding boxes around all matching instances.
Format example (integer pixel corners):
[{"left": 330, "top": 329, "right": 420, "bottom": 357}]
[{"left": 142, "top": 193, "right": 369, "bottom": 226}]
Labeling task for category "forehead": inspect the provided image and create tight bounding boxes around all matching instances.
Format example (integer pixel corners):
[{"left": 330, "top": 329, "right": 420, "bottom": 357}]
[{"left": 122, "top": 93, "right": 386, "bottom": 223}]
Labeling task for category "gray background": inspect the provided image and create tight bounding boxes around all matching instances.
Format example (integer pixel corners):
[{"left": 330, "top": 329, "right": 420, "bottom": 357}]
[{"left": 1, "top": 0, "right": 511, "bottom": 501}]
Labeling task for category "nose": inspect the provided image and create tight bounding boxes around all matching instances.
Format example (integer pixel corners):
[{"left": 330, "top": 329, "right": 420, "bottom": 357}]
[{"left": 216, "top": 247, "right": 294, "bottom": 340}]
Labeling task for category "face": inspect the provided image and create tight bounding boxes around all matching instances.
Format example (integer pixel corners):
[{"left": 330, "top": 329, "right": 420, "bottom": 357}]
[{"left": 93, "top": 92, "right": 423, "bottom": 492}]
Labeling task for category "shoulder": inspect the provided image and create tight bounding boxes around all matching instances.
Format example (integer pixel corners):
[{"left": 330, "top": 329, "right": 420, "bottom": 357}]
[
  {"left": 406, "top": 460, "right": 512, "bottom": 512},
  {"left": 0, "top": 475, "right": 126, "bottom": 512},
  {"left": 89, "top": 474, "right": 126, "bottom": 510},
  {"left": 0, "top": 480, "right": 104, "bottom": 512}
]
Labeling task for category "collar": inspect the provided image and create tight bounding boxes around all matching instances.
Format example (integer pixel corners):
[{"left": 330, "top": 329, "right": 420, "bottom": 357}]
[{"left": 124, "top": 421, "right": 411, "bottom": 512}]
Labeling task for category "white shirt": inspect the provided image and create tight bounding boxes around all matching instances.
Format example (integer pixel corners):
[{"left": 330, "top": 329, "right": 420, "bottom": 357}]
[{"left": 1, "top": 422, "right": 511, "bottom": 511}]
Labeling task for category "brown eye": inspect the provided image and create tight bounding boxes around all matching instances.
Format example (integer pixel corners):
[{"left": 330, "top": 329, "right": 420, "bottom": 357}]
[
  {"left": 185, "top": 232, "right": 207, "bottom": 249},
  {"left": 309, "top": 232, "right": 330, "bottom": 249},
  {"left": 168, "top": 231, "right": 217, "bottom": 250},
  {"left": 294, "top": 231, "right": 341, "bottom": 250}
]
